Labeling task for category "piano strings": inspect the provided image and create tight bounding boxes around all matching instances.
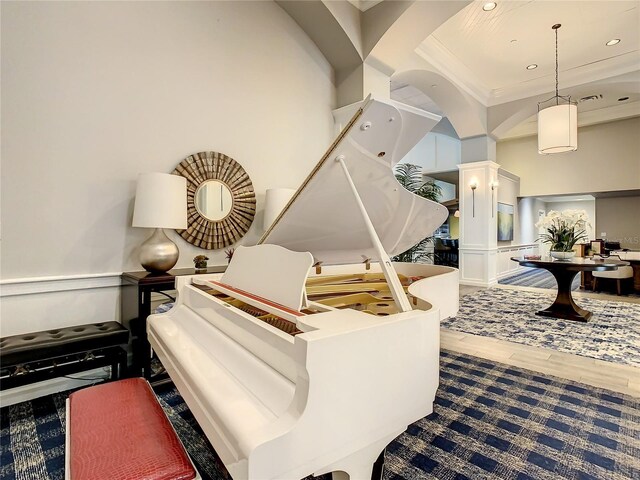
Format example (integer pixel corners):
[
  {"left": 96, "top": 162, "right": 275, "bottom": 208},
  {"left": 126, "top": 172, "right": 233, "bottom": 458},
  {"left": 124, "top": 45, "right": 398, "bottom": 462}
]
[{"left": 193, "top": 272, "right": 424, "bottom": 336}]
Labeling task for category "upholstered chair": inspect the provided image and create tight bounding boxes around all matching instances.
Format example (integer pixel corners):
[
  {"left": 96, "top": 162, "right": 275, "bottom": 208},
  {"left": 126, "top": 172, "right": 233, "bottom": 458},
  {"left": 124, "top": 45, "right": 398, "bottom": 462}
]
[{"left": 592, "top": 265, "right": 634, "bottom": 295}]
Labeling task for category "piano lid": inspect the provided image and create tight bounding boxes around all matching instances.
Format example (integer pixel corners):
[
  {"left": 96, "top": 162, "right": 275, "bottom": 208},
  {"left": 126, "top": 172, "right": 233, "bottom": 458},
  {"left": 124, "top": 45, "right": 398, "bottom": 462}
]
[{"left": 259, "top": 97, "right": 448, "bottom": 266}]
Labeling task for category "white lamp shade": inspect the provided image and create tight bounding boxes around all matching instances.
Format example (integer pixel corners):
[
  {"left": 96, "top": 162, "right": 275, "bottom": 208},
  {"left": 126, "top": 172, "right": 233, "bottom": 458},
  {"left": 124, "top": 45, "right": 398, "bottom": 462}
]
[
  {"left": 132, "top": 173, "right": 187, "bottom": 229},
  {"left": 263, "top": 188, "right": 296, "bottom": 230},
  {"left": 537, "top": 103, "right": 577, "bottom": 154}
]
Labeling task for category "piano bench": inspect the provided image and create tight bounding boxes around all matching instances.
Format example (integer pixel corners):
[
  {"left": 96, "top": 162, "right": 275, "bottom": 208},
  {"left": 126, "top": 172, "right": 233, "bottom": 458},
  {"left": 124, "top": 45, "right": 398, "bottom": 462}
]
[
  {"left": 0, "top": 321, "right": 129, "bottom": 390},
  {"left": 66, "top": 378, "right": 198, "bottom": 480}
]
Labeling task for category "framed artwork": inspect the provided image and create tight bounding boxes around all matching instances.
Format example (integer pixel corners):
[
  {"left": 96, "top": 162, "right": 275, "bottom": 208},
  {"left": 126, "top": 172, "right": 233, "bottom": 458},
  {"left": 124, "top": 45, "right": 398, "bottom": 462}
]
[
  {"left": 590, "top": 239, "right": 604, "bottom": 255},
  {"left": 497, "top": 203, "right": 514, "bottom": 241}
]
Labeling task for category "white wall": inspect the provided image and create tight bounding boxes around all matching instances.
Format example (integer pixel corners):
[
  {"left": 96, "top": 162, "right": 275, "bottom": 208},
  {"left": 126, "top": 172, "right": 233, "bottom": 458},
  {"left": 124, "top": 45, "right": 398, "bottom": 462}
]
[
  {"left": 1, "top": 1, "right": 336, "bottom": 335},
  {"left": 518, "top": 197, "right": 547, "bottom": 245},
  {"left": 402, "top": 132, "right": 461, "bottom": 172},
  {"left": 426, "top": 179, "right": 456, "bottom": 203},
  {"left": 497, "top": 117, "right": 640, "bottom": 197}
]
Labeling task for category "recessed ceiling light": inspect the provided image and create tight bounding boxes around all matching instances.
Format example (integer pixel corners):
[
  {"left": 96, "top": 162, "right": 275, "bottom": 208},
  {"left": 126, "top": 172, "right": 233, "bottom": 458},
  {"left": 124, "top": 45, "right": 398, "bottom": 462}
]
[
  {"left": 431, "top": 84, "right": 438, "bottom": 88},
  {"left": 606, "top": 39, "right": 621, "bottom": 46},
  {"left": 526, "top": 64, "right": 538, "bottom": 70},
  {"left": 618, "top": 96, "right": 630, "bottom": 101},
  {"left": 482, "top": 2, "right": 497, "bottom": 11}
]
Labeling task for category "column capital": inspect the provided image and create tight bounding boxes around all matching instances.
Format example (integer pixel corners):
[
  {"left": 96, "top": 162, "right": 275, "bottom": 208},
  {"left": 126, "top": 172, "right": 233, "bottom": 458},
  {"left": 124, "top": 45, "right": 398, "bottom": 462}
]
[{"left": 457, "top": 160, "right": 500, "bottom": 171}]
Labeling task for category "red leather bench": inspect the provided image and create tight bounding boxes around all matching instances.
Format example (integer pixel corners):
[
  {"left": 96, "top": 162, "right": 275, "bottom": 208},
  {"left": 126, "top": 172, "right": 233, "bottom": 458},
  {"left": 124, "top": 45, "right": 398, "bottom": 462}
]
[{"left": 66, "top": 378, "right": 197, "bottom": 480}]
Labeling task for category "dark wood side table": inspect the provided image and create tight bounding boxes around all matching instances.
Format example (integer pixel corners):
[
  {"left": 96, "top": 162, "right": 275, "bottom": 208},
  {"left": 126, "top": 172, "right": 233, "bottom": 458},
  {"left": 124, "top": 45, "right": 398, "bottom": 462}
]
[
  {"left": 511, "top": 256, "right": 628, "bottom": 322},
  {"left": 121, "top": 266, "right": 226, "bottom": 379}
]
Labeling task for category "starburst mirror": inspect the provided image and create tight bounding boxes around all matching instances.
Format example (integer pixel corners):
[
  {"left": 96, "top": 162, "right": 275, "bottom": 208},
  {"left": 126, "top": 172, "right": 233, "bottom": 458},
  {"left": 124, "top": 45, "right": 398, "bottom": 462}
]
[{"left": 173, "top": 151, "right": 256, "bottom": 250}]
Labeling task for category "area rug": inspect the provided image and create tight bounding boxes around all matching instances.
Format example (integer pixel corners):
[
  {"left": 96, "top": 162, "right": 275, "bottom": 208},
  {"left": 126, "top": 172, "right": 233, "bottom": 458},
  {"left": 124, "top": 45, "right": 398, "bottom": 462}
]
[
  {"left": 443, "top": 288, "right": 640, "bottom": 366},
  {"left": 499, "top": 269, "right": 640, "bottom": 298},
  {"left": 2, "top": 351, "right": 639, "bottom": 480}
]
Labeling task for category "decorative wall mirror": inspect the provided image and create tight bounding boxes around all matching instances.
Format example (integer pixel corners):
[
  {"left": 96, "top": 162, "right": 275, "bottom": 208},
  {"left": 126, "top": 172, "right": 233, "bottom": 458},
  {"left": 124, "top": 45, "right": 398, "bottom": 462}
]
[{"left": 173, "top": 151, "right": 256, "bottom": 250}]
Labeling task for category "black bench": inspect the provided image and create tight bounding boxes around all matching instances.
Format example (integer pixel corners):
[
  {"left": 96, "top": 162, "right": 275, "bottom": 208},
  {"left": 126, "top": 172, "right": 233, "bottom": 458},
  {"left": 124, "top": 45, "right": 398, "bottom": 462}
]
[{"left": 0, "top": 322, "right": 129, "bottom": 390}]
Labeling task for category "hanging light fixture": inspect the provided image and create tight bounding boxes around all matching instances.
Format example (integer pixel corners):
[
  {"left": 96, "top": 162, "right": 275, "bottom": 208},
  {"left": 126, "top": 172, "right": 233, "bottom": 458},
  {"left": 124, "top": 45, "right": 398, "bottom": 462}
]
[{"left": 537, "top": 24, "right": 577, "bottom": 154}]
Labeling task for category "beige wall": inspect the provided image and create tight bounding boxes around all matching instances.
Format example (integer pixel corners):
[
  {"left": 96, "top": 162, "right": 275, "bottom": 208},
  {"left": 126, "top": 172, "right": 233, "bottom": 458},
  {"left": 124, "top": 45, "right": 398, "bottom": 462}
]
[
  {"left": 449, "top": 215, "right": 459, "bottom": 239},
  {"left": 497, "top": 117, "right": 640, "bottom": 197},
  {"left": 1, "top": 1, "right": 335, "bottom": 279},
  {"left": 1, "top": 1, "right": 336, "bottom": 335},
  {"left": 595, "top": 196, "right": 640, "bottom": 249},
  {"left": 518, "top": 197, "right": 546, "bottom": 245}
]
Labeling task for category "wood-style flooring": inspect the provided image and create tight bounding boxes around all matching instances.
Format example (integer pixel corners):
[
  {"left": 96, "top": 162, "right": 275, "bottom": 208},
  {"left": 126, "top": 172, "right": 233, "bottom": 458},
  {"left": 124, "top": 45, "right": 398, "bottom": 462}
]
[{"left": 442, "top": 284, "right": 640, "bottom": 398}]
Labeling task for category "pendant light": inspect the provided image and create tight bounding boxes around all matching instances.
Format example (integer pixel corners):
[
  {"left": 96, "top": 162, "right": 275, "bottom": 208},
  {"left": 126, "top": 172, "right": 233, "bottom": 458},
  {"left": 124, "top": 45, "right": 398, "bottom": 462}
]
[{"left": 537, "top": 24, "right": 577, "bottom": 154}]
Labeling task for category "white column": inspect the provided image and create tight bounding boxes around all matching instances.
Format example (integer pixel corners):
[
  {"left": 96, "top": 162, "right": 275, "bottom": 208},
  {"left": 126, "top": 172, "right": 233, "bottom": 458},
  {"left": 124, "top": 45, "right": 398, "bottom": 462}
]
[{"left": 458, "top": 160, "right": 500, "bottom": 286}]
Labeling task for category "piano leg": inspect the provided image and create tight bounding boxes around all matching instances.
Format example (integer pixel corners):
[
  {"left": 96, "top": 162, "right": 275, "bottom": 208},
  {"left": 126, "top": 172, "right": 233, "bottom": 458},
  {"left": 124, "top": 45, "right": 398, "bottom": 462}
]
[
  {"left": 328, "top": 448, "right": 383, "bottom": 480},
  {"left": 322, "top": 434, "right": 396, "bottom": 480}
]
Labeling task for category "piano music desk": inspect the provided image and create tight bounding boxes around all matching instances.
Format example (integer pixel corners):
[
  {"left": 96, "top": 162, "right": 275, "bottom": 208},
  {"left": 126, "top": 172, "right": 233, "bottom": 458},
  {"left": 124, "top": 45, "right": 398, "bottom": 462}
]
[{"left": 121, "top": 266, "right": 226, "bottom": 380}]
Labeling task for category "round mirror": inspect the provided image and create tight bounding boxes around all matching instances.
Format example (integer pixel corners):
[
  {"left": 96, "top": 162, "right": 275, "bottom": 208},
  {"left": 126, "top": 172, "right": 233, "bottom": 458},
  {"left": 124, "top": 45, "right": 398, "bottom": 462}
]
[
  {"left": 194, "top": 180, "right": 234, "bottom": 221},
  {"left": 173, "top": 151, "right": 256, "bottom": 250}
]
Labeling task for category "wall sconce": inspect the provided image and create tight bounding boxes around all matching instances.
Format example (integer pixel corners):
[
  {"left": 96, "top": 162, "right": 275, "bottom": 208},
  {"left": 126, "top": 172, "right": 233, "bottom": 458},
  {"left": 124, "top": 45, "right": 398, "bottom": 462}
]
[
  {"left": 490, "top": 180, "right": 499, "bottom": 217},
  {"left": 469, "top": 179, "right": 478, "bottom": 217},
  {"left": 454, "top": 210, "right": 460, "bottom": 218}
]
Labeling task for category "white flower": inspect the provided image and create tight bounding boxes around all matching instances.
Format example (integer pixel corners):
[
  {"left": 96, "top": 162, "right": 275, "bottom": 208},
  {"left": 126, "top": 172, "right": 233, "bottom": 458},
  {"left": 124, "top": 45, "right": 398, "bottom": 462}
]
[{"left": 536, "top": 209, "right": 591, "bottom": 252}]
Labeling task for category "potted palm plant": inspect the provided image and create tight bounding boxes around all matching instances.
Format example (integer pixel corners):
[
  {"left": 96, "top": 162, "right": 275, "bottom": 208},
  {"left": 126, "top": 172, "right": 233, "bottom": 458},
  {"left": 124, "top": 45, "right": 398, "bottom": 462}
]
[{"left": 392, "top": 163, "right": 442, "bottom": 263}]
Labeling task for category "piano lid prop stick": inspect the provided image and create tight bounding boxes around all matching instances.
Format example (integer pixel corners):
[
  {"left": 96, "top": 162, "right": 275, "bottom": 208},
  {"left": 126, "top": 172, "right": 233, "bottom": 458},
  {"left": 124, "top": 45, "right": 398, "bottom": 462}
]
[{"left": 335, "top": 156, "right": 413, "bottom": 313}]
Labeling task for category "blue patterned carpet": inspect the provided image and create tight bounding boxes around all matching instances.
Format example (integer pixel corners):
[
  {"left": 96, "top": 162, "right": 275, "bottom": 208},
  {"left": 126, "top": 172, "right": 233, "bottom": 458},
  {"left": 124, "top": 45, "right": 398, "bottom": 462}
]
[
  {"left": 443, "top": 288, "right": 640, "bottom": 366},
  {"left": 2, "top": 351, "right": 639, "bottom": 480}
]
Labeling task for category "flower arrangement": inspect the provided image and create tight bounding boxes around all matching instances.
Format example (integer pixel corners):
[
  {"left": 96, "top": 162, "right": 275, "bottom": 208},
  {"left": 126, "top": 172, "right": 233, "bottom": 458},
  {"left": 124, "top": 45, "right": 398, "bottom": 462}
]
[{"left": 535, "top": 209, "right": 590, "bottom": 252}]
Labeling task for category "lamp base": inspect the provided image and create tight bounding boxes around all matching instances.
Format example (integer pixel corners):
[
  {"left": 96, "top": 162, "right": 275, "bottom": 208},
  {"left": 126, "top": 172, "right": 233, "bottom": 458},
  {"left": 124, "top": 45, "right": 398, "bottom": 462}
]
[{"left": 139, "top": 228, "right": 179, "bottom": 273}]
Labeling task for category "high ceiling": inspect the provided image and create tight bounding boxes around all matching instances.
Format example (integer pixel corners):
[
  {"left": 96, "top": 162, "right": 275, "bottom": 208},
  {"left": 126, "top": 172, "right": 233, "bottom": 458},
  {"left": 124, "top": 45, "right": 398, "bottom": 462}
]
[
  {"left": 393, "top": 0, "right": 640, "bottom": 139},
  {"left": 280, "top": 0, "right": 639, "bottom": 141},
  {"left": 427, "top": 1, "right": 638, "bottom": 97}
]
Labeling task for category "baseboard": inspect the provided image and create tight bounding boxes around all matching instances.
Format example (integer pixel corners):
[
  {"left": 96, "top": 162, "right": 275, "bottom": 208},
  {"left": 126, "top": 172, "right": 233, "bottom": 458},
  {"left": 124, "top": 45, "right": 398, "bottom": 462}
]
[{"left": 0, "top": 367, "right": 111, "bottom": 407}]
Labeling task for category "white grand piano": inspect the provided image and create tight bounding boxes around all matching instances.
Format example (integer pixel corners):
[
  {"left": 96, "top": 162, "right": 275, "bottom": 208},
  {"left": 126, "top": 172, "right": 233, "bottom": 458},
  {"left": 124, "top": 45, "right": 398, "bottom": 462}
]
[{"left": 147, "top": 97, "right": 459, "bottom": 480}]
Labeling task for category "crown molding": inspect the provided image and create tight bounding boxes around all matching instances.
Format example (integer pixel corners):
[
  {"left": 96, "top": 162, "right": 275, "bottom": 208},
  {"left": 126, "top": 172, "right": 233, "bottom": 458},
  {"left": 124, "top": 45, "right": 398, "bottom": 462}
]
[
  {"left": 457, "top": 160, "right": 500, "bottom": 170},
  {"left": 417, "top": 37, "right": 639, "bottom": 111},
  {"left": 489, "top": 52, "right": 640, "bottom": 106},
  {"left": 416, "top": 37, "right": 492, "bottom": 106}
]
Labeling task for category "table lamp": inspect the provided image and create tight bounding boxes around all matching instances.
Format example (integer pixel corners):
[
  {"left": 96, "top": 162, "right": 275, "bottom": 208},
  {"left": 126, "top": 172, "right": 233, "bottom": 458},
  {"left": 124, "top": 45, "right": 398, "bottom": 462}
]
[
  {"left": 132, "top": 172, "right": 187, "bottom": 273},
  {"left": 263, "top": 188, "right": 296, "bottom": 231}
]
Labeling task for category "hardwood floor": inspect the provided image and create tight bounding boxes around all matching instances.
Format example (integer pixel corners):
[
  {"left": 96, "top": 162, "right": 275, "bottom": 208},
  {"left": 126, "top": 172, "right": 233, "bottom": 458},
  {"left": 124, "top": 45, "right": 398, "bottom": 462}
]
[{"left": 442, "top": 284, "right": 640, "bottom": 398}]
